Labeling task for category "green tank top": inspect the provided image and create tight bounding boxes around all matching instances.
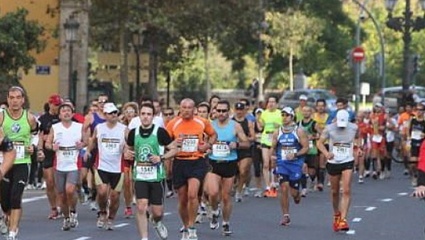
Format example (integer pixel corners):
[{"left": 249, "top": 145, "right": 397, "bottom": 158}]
[
  {"left": 2, "top": 110, "right": 31, "bottom": 164},
  {"left": 260, "top": 109, "right": 282, "bottom": 146},
  {"left": 133, "top": 125, "right": 165, "bottom": 182},
  {"left": 298, "top": 119, "right": 317, "bottom": 155}
]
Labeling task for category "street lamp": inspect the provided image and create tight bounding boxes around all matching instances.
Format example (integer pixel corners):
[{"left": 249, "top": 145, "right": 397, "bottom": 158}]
[
  {"left": 385, "top": 0, "right": 425, "bottom": 95},
  {"left": 64, "top": 14, "right": 80, "bottom": 102},
  {"left": 132, "top": 29, "right": 145, "bottom": 102}
]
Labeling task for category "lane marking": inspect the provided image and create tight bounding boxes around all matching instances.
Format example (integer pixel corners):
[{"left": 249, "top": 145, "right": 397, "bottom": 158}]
[
  {"left": 365, "top": 207, "right": 376, "bottom": 211},
  {"left": 74, "top": 237, "right": 91, "bottom": 240},
  {"left": 114, "top": 223, "right": 129, "bottom": 228},
  {"left": 380, "top": 198, "right": 393, "bottom": 202},
  {"left": 22, "top": 195, "right": 47, "bottom": 203},
  {"left": 352, "top": 218, "right": 362, "bottom": 222},
  {"left": 397, "top": 192, "right": 408, "bottom": 196},
  {"left": 346, "top": 230, "right": 356, "bottom": 235},
  {"left": 164, "top": 212, "right": 172, "bottom": 216}
]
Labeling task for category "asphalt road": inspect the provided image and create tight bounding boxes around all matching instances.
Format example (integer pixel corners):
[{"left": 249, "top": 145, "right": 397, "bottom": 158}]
[{"left": 11, "top": 163, "right": 425, "bottom": 240}]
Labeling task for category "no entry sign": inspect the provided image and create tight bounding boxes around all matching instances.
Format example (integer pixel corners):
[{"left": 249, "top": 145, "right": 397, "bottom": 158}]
[{"left": 352, "top": 46, "right": 365, "bottom": 62}]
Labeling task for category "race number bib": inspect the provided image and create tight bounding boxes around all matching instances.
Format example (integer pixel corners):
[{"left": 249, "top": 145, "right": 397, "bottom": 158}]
[
  {"left": 411, "top": 130, "right": 423, "bottom": 140},
  {"left": 13, "top": 141, "right": 25, "bottom": 159},
  {"left": 281, "top": 147, "right": 297, "bottom": 160},
  {"left": 101, "top": 138, "right": 120, "bottom": 154},
  {"left": 135, "top": 165, "right": 157, "bottom": 181},
  {"left": 267, "top": 133, "right": 274, "bottom": 143},
  {"left": 181, "top": 136, "right": 199, "bottom": 152},
  {"left": 332, "top": 143, "right": 350, "bottom": 161},
  {"left": 212, "top": 142, "right": 230, "bottom": 157},
  {"left": 372, "top": 134, "right": 383, "bottom": 143},
  {"left": 58, "top": 146, "right": 77, "bottom": 162}
]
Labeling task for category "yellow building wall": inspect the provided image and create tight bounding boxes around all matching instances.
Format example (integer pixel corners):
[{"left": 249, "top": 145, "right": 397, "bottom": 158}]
[{"left": 1, "top": 0, "right": 60, "bottom": 112}]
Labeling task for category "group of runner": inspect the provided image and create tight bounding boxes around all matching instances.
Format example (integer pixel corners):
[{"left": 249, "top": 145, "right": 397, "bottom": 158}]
[{"left": 1, "top": 86, "right": 425, "bottom": 240}]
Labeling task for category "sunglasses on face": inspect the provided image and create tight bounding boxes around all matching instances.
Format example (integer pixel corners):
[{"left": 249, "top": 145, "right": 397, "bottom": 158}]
[
  {"left": 281, "top": 113, "right": 291, "bottom": 117},
  {"left": 216, "top": 109, "right": 228, "bottom": 113},
  {"left": 107, "top": 111, "right": 118, "bottom": 115},
  {"left": 164, "top": 112, "right": 174, "bottom": 116}
]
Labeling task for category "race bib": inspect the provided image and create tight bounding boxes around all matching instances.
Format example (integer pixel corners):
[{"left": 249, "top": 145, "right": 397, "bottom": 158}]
[
  {"left": 332, "top": 143, "right": 350, "bottom": 161},
  {"left": 181, "top": 136, "right": 199, "bottom": 152},
  {"left": 372, "top": 134, "right": 383, "bottom": 143},
  {"left": 13, "top": 141, "right": 25, "bottom": 159},
  {"left": 267, "top": 133, "right": 273, "bottom": 143},
  {"left": 135, "top": 165, "right": 157, "bottom": 181},
  {"left": 58, "top": 146, "right": 77, "bottom": 162},
  {"left": 411, "top": 130, "right": 423, "bottom": 140},
  {"left": 212, "top": 142, "right": 230, "bottom": 157},
  {"left": 101, "top": 138, "right": 120, "bottom": 154},
  {"left": 281, "top": 147, "right": 297, "bottom": 160}
]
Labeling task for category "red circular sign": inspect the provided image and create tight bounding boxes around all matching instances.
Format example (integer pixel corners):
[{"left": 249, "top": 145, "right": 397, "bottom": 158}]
[{"left": 352, "top": 46, "right": 365, "bottom": 62}]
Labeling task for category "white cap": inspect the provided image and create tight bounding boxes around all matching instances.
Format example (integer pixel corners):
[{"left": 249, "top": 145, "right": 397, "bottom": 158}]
[
  {"left": 374, "top": 102, "right": 383, "bottom": 108},
  {"left": 281, "top": 107, "right": 295, "bottom": 116},
  {"left": 255, "top": 108, "right": 264, "bottom": 114},
  {"left": 336, "top": 109, "right": 349, "bottom": 127},
  {"left": 103, "top": 102, "right": 119, "bottom": 114},
  {"left": 299, "top": 94, "right": 308, "bottom": 101}
]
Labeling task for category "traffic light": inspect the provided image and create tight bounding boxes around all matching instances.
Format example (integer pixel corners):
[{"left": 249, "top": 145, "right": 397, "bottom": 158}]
[{"left": 413, "top": 54, "right": 420, "bottom": 75}]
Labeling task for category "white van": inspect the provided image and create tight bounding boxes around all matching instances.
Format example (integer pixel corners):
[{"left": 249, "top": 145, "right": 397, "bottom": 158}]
[{"left": 372, "top": 86, "right": 425, "bottom": 111}]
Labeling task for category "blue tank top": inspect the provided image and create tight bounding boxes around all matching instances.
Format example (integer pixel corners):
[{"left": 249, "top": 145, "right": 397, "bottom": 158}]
[
  {"left": 276, "top": 126, "right": 304, "bottom": 165},
  {"left": 209, "top": 120, "right": 238, "bottom": 161},
  {"left": 90, "top": 113, "right": 106, "bottom": 133}
]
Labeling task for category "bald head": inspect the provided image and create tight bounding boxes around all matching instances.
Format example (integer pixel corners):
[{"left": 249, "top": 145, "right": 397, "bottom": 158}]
[{"left": 180, "top": 98, "right": 195, "bottom": 119}]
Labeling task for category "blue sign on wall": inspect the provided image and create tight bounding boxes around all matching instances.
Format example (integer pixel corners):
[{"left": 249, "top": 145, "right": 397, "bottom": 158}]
[{"left": 35, "top": 65, "right": 51, "bottom": 75}]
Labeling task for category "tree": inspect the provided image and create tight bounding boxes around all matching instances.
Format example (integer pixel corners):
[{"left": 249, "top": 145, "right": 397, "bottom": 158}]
[{"left": 0, "top": 8, "right": 45, "bottom": 101}]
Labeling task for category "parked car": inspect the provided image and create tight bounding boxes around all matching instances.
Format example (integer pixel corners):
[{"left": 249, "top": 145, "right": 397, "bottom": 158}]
[
  {"left": 372, "top": 86, "right": 425, "bottom": 112},
  {"left": 278, "top": 89, "right": 338, "bottom": 111}
]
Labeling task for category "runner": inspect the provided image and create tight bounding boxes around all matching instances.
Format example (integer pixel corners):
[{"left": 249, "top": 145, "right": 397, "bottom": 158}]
[
  {"left": 370, "top": 103, "right": 387, "bottom": 179},
  {"left": 271, "top": 107, "right": 309, "bottom": 226},
  {"left": 162, "top": 107, "right": 176, "bottom": 198},
  {"left": 86, "top": 102, "right": 127, "bottom": 230},
  {"left": 407, "top": 103, "right": 425, "bottom": 186},
  {"left": 312, "top": 99, "right": 329, "bottom": 191},
  {"left": 120, "top": 102, "right": 139, "bottom": 218},
  {"left": 166, "top": 98, "right": 217, "bottom": 240},
  {"left": 125, "top": 102, "right": 177, "bottom": 240},
  {"left": 295, "top": 95, "right": 308, "bottom": 121},
  {"left": 0, "top": 86, "right": 38, "bottom": 240},
  {"left": 232, "top": 102, "right": 255, "bottom": 202},
  {"left": 252, "top": 108, "right": 264, "bottom": 197},
  {"left": 37, "top": 94, "right": 62, "bottom": 219},
  {"left": 317, "top": 109, "right": 359, "bottom": 232},
  {"left": 205, "top": 100, "right": 250, "bottom": 235},
  {"left": 45, "top": 103, "right": 86, "bottom": 231},
  {"left": 196, "top": 103, "right": 210, "bottom": 120},
  {"left": 258, "top": 96, "right": 282, "bottom": 197}
]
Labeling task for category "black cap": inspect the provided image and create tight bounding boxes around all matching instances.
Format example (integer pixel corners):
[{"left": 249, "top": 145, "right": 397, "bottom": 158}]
[{"left": 235, "top": 102, "right": 245, "bottom": 110}]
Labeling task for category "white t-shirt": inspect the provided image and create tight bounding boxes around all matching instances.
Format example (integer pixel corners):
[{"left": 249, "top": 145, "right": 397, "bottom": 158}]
[
  {"left": 52, "top": 122, "right": 83, "bottom": 171},
  {"left": 96, "top": 122, "right": 127, "bottom": 173}
]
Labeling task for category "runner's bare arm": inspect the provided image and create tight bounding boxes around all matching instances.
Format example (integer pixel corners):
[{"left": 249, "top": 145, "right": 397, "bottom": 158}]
[
  {"left": 296, "top": 128, "right": 310, "bottom": 156},
  {"left": 234, "top": 122, "right": 250, "bottom": 149}
]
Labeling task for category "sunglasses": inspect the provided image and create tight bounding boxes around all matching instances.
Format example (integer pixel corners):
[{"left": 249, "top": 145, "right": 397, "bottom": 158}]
[
  {"left": 281, "top": 113, "right": 291, "bottom": 117},
  {"left": 107, "top": 111, "right": 118, "bottom": 115},
  {"left": 164, "top": 112, "right": 174, "bottom": 116},
  {"left": 216, "top": 109, "right": 228, "bottom": 113}
]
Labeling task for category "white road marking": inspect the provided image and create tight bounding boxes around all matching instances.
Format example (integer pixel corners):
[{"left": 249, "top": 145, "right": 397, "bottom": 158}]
[
  {"left": 73, "top": 237, "right": 91, "bottom": 240},
  {"left": 164, "top": 212, "right": 172, "bottom": 216},
  {"left": 380, "top": 198, "right": 393, "bottom": 202},
  {"left": 114, "top": 223, "right": 129, "bottom": 228},
  {"left": 397, "top": 192, "right": 409, "bottom": 196},
  {"left": 352, "top": 218, "right": 362, "bottom": 222},
  {"left": 346, "top": 230, "right": 356, "bottom": 235},
  {"left": 22, "top": 195, "right": 47, "bottom": 203},
  {"left": 365, "top": 207, "right": 376, "bottom": 211}
]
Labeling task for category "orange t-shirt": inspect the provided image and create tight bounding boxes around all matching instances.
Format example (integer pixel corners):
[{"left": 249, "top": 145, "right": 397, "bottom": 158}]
[{"left": 166, "top": 116, "right": 216, "bottom": 160}]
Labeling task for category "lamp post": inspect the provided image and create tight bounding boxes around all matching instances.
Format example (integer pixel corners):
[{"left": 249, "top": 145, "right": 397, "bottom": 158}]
[
  {"left": 385, "top": 0, "right": 425, "bottom": 94},
  {"left": 132, "top": 29, "right": 145, "bottom": 102},
  {"left": 64, "top": 14, "right": 80, "bottom": 101}
]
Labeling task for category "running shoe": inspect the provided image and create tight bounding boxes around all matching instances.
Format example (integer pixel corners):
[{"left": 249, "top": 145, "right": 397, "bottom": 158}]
[
  {"left": 222, "top": 223, "right": 232, "bottom": 236},
  {"left": 263, "top": 189, "right": 270, "bottom": 197},
  {"left": 6, "top": 231, "right": 17, "bottom": 240},
  {"left": 210, "top": 212, "right": 219, "bottom": 230},
  {"left": 333, "top": 212, "right": 341, "bottom": 232},
  {"left": 181, "top": 228, "right": 189, "bottom": 240},
  {"left": 293, "top": 191, "right": 301, "bottom": 204},
  {"left": 124, "top": 207, "right": 133, "bottom": 218},
  {"left": 243, "top": 187, "right": 250, "bottom": 196},
  {"left": 358, "top": 176, "right": 364, "bottom": 184},
  {"left": 0, "top": 216, "right": 8, "bottom": 235},
  {"left": 372, "top": 171, "right": 378, "bottom": 180},
  {"left": 166, "top": 191, "right": 174, "bottom": 198},
  {"left": 403, "top": 169, "right": 409, "bottom": 176},
  {"left": 62, "top": 218, "right": 71, "bottom": 231},
  {"left": 316, "top": 183, "right": 324, "bottom": 192},
  {"left": 153, "top": 220, "right": 168, "bottom": 240},
  {"left": 195, "top": 213, "right": 203, "bottom": 224},
  {"left": 280, "top": 214, "right": 291, "bottom": 226},
  {"left": 48, "top": 208, "right": 59, "bottom": 220},
  {"left": 301, "top": 188, "right": 308, "bottom": 197},
  {"left": 70, "top": 213, "right": 78, "bottom": 228},
  {"left": 97, "top": 212, "right": 106, "bottom": 228},
  {"left": 188, "top": 227, "right": 198, "bottom": 240},
  {"left": 336, "top": 218, "right": 350, "bottom": 231},
  {"left": 269, "top": 188, "right": 278, "bottom": 198},
  {"left": 104, "top": 219, "right": 114, "bottom": 230},
  {"left": 254, "top": 189, "right": 263, "bottom": 198},
  {"left": 90, "top": 201, "right": 98, "bottom": 211}
]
